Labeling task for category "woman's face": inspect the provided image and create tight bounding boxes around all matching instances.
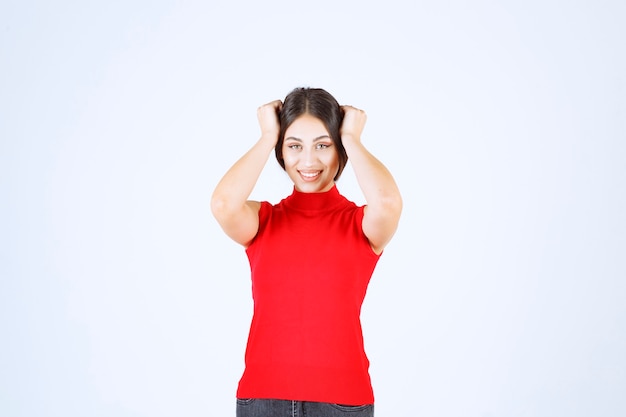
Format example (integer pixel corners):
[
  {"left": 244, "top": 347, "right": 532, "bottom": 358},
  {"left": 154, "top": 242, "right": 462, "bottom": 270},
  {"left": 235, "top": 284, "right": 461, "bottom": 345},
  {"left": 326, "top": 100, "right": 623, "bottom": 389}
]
[{"left": 282, "top": 114, "right": 339, "bottom": 193}]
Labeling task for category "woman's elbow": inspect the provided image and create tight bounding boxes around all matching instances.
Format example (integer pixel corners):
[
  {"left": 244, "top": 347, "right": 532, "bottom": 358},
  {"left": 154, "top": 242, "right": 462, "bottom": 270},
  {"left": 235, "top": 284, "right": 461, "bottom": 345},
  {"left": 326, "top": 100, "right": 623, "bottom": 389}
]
[
  {"left": 381, "top": 191, "right": 403, "bottom": 219},
  {"left": 210, "top": 193, "right": 232, "bottom": 221}
]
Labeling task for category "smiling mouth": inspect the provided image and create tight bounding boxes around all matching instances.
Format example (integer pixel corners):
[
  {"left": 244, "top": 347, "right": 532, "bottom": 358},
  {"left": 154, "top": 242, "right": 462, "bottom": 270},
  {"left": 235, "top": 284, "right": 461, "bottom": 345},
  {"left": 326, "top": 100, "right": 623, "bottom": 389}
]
[{"left": 299, "top": 170, "right": 321, "bottom": 180}]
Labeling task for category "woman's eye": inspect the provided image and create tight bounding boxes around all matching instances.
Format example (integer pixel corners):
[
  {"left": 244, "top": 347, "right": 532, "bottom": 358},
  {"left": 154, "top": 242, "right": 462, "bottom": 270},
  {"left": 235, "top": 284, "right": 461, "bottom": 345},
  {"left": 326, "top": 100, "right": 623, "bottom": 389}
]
[
  {"left": 288, "top": 144, "right": 302, "bottom": 150},
  {"left": 316, "top": 143, "right": 330, "bottom": 149}
]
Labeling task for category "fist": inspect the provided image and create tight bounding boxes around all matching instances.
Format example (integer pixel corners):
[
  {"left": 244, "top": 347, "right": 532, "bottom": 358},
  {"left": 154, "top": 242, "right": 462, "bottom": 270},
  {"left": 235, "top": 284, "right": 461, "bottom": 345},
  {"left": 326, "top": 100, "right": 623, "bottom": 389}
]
[
  {"left": 257, "top": 100, "right": 283, "bottom": 137},
  {"left": 340, "top": 105, "right": 367, "bottom": 140}
]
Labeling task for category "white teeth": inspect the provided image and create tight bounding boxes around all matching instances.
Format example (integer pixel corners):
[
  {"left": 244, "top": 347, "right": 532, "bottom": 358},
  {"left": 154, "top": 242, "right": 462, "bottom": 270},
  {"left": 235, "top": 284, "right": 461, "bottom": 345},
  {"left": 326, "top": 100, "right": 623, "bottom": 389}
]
[{"left": 301, "top": 171, "right": 320, "bottom": 178}]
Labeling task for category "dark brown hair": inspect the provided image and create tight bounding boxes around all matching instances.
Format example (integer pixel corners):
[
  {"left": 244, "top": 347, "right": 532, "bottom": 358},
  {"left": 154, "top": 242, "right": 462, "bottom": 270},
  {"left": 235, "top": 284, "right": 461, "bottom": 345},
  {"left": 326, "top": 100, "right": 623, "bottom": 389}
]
[{"left": 275, "top": 87, "right": 348, "bottom": 180}]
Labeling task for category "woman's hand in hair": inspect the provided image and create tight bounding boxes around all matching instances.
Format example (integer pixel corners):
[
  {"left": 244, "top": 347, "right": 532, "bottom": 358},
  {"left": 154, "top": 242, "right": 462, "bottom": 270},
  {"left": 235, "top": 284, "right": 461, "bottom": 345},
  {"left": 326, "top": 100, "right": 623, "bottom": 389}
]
[
  {"left": 340, "top": 105, "right": 367, "bottom": 143},
  {"left": 257, "top": 100, "right": 283, "bottom": 142}
]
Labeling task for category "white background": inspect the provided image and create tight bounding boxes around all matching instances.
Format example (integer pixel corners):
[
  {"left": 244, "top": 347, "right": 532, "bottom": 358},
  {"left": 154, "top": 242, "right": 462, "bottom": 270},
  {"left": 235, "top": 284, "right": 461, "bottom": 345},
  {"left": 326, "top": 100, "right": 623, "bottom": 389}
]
[{"left": 1, "top": 1, "right": 625, "bottom": 416}]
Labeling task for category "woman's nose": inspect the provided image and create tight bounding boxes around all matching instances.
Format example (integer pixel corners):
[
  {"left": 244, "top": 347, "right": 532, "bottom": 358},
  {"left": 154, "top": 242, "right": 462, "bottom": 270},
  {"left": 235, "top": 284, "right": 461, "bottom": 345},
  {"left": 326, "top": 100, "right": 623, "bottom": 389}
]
[{"left": 303, "top": 148, "right": 315, "bottom": 166}]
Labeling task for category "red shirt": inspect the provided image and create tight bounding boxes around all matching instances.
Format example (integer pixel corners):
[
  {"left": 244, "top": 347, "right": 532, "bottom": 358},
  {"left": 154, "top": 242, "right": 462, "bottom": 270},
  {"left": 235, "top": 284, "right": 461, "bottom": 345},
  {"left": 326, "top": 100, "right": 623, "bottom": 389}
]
[{"left": 237, "top": 185, "right": 381, "bottom": 405}]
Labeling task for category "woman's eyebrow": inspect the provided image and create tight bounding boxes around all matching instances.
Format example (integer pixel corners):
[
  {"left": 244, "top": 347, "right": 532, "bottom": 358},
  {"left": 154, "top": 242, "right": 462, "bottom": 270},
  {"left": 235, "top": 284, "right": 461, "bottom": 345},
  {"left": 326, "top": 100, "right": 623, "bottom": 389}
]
[
  {"left": 285, "top": 135, "right": 330, "bottom": 142},
  {"left": 313, "top": 135, "right": 331, "bottom": 141}
]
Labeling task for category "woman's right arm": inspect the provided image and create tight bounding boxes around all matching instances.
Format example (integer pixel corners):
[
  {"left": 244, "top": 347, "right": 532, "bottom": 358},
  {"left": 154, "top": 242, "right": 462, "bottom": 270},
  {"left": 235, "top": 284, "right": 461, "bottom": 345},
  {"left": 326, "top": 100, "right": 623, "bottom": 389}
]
[{"left": 210, "top": 100, "right": 282, "bottom": 247}]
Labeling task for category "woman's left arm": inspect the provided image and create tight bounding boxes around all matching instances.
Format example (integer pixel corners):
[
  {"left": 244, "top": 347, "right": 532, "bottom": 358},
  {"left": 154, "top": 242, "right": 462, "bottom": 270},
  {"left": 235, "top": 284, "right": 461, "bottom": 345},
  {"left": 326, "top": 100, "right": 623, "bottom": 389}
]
[{"left": 341, "top": 106, "right": 403, "bottom": 255}]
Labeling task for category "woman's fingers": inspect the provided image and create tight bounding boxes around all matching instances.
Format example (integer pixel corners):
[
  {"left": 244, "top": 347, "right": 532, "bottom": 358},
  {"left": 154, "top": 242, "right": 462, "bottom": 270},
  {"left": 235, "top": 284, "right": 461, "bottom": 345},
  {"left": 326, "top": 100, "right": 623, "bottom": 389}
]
[
  {"left": 340, "top": 105, "right": 367, "bottom": 139},
  {"left": 257, "top": 100, "right": 283, "bottom": 137}
]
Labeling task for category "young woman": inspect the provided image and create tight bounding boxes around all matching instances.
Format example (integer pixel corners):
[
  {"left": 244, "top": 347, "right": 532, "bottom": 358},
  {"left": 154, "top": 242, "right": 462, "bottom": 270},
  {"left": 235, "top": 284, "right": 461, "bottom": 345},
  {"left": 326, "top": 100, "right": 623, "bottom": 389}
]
[{"left": 211, "top": 87, "right": 402, "bottom": 417}]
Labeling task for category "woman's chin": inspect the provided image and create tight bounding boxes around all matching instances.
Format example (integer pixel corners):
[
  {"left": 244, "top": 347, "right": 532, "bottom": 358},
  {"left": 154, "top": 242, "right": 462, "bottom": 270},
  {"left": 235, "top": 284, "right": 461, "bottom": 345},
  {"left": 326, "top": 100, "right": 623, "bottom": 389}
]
[{"left": 293, "top": 179, "right": 334, "bottom": 193}]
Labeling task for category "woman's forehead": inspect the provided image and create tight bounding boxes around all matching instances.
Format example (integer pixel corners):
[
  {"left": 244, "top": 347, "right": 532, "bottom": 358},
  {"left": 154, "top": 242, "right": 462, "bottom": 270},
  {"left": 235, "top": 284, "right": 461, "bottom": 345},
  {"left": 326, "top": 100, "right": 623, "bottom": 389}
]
[{"left": 284, "top": 114, "right": 330, "bottom": 140}]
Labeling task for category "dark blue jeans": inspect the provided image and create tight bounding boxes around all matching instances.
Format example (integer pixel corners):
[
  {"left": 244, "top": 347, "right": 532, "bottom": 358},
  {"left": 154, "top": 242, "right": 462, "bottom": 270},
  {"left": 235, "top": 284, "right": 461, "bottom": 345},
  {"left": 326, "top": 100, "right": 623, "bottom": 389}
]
[{"left": 236, "top": 398, "right": 374, "bottom": 417}]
